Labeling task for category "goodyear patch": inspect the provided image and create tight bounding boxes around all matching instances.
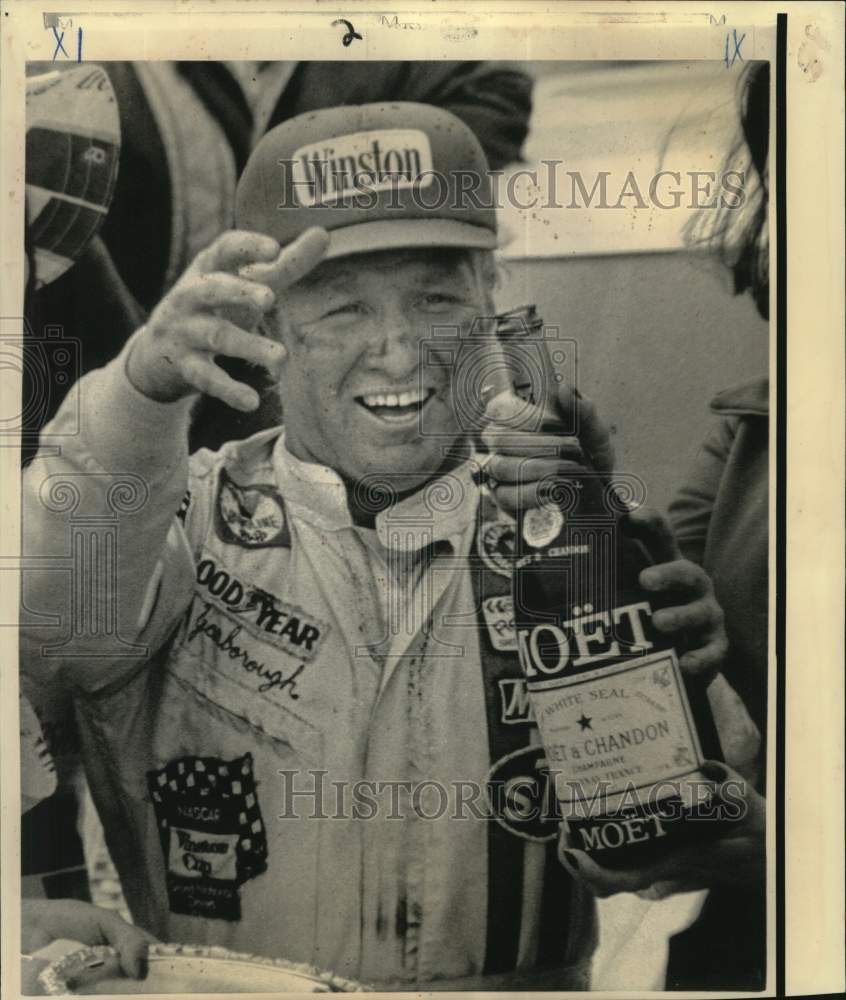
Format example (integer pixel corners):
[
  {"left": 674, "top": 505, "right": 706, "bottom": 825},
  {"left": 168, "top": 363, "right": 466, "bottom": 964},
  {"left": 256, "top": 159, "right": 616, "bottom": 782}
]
[{"left": 194, "top": 556, "right": 325, "bottom": 664}]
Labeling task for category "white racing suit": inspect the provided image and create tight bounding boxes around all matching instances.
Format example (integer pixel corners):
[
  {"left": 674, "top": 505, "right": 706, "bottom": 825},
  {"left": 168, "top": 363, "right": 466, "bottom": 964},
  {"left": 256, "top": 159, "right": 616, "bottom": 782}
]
[{"left": 21, "top": 346, "right": 598, "bottom": 988}]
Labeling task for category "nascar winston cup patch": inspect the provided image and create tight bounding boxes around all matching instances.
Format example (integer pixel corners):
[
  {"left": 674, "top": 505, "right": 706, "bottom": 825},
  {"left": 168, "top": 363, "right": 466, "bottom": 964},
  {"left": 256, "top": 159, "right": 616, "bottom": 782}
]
[
  {"left": 215, "top": 469, "right": 290, "bottom": 549},
  {"left": 147, "top": 753, "right": 268, "bottom": 921}
]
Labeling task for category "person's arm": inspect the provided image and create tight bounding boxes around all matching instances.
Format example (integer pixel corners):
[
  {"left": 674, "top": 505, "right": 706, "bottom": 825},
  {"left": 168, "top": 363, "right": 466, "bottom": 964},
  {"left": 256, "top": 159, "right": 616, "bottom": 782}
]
[
  {"left": 668, "top": 416, "right": 739, "bottom": 565},
  {"left": 22, "top": 899, "right": 157, "bottom": 979},
  {"left": 21, "top": 227, "right": 328, "bottom": 698},
  {"left": 20, "top": 346, "right": 196, "bottom": 696}
]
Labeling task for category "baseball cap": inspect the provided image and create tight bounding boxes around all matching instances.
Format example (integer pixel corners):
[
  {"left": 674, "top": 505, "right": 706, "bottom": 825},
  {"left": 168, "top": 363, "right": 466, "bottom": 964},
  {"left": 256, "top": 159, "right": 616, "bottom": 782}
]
[{"left": 235, "top": 102, "right": 498, "bottom": 259}]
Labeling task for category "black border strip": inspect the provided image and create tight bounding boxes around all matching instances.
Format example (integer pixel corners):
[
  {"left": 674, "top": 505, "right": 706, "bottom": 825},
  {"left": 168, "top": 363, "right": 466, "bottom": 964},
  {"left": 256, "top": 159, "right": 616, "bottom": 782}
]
[{"left": 775, "top": 12, "right": 787, "bottom": 999}]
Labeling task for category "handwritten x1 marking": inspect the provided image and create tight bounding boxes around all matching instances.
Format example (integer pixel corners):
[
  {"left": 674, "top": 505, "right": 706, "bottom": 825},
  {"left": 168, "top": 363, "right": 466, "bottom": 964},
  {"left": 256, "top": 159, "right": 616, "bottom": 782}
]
[{"left": 51, "top": 26, "right": 68, "bottom": 60}]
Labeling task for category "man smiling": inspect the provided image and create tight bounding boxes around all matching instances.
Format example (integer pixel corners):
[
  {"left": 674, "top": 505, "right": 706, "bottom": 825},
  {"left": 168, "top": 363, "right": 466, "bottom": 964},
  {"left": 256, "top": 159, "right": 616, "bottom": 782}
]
[
  {"left": 22, "top": 104, "right": 728, "bottom": 989},
  {"left": 253, "top": 247, "right": 489, "bottom": 491}
]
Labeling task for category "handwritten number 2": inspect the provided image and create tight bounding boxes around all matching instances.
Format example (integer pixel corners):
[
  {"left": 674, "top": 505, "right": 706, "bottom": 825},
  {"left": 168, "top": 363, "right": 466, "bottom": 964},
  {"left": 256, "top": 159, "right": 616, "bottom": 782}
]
[{"left": 332, "top": 19, "right": 363, "bottom": 47}]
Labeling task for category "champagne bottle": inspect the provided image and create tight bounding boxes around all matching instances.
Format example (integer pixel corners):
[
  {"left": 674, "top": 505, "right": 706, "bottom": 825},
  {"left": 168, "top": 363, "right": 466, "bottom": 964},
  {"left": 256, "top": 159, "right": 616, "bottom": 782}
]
[{"left": 488, "top": 306, "right": 727, "bottom": 870}]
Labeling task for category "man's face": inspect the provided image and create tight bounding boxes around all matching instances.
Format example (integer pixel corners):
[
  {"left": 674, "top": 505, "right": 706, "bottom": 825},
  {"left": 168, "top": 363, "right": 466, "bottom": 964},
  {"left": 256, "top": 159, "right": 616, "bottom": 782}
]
[{"left": 276, "top": 248, "right": 490, "bottom": 491}]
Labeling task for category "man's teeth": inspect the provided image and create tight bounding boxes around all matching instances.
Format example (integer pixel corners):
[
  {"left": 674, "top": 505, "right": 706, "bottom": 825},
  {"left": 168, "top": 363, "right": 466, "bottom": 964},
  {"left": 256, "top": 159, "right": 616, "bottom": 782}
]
[{"left": 361, "top": 389, "right": 428, "bottom": 408}]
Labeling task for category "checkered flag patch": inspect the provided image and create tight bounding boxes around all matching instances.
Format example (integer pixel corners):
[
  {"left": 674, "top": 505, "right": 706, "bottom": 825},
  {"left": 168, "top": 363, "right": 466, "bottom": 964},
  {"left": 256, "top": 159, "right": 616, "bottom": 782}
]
[{"left": 147, "top": 751, "right": 268, "bottom": 919}]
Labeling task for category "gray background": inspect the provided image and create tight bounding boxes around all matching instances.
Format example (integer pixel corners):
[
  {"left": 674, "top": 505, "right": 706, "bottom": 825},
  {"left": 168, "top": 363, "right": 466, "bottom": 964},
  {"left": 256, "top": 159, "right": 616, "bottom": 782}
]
[{"left": 496, "top": 251, "right": 768, "bottom": 513}]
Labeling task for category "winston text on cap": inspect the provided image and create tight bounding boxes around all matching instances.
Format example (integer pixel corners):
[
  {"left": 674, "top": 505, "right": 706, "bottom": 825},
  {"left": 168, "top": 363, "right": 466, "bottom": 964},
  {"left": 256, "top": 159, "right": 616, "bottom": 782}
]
[{"left": 289, "top": 128, "right": 435, "bottom": 207}]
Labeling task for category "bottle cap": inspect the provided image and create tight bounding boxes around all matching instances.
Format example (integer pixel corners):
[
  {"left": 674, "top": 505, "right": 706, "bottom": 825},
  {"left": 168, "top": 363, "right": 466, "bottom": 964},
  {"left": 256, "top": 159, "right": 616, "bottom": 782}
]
[{"left": 496, "top": 304, "right": 544, "bottom": 339}]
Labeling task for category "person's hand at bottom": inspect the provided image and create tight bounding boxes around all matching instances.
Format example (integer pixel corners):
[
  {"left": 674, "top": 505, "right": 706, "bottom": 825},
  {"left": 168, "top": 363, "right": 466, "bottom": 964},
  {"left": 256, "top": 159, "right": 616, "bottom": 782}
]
[
  {"left": 22, "top": 899, "right": 157, "bottom": 979},
  {"left": 558, "top": 761, "right": 766, "bottom": 899}
]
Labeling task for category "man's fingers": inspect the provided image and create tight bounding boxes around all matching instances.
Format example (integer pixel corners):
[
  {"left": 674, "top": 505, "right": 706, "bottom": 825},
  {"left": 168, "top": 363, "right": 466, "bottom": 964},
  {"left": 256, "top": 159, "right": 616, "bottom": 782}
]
[
  {"left": 21, "top": 922, "right": 52, "bottom": 955},
  {"left": 487, "top": 484, "right": 520, "bottom": 516},
  {"left": 482, "top": 438, "right": 587, "bottom": 460},
  {"left": 553, "top": 385, "right": 615, "bottom": 474},
  {"left": 194, "top": 230, "right": 281, "bottom": 275},
  {"left": 182, "top": 316, "right": 286, "bottom": 373},
  {"left": 624, "top": 507, "right": 683, "bottom": 564},
  {"left": 239, "top": 226, "right": 330, "bottom": 290},
  {"left": 569, "top": 836, "right": 758, "bottom": 896},
  {"left": 638, "top": 558, "right": 726, "bottom": 675},
  {"left": 708, "top": 765, "right": 767, "bottom": 831},
  {"left": 560, "top": 765, "right": 766, "bottom": 897},
  {"left": 483, "top": 434, "right": 585, "bottom": 461},
  {"left": 484, "top": 384, "right": 614, "bottom": 478},
  {"left": 22, "top": 898, "right": 156, "bottom": 980},
  {"left": 482, "top": 430, "right": 560, "bottom": 455},
  {"left": 639, "top": 558, "right": 711, "bottom": 597},
  {"left": 564, "top": 839, "right": 716, "bottom": 896},
  {"left": 484, "top": 390, "right": 540, "bottom": 430},
  {"left": 559, "top": 848, "right": 650, "bottom": 897},
  {"left": 97, "top": 911, "right": 157, "bottom": 980},
  {"left": 491, "top": 481, "right": 577, "bottom": 516},
  {"left": 486, "top": 454, "right": 586, "bottom": 486},
  {"left": 176, "top": 272, "right": 276, "bottom": 315},
  {"left": 652, "top": 597, "right": 723, "bottom": 635},
  {"left": 679, "top": 634, "right": 729, "bottom": 676},
  {"left": 116, "top": 937, "right": 149, "bottom": 981},
  {"left": 177, "top": 355, "right": 260, "bottom": 411},
  {"left": 575, "top": 393, "right": 615, "bottom": 473},
  {"left": 637, "top": 879, "right": 695, "bottom": 900}
]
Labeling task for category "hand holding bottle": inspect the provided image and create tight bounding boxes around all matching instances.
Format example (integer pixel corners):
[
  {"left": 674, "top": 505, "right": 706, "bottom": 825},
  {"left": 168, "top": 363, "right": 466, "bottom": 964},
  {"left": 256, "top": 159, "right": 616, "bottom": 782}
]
[
  {"left": 622, "top": 507, "right": 729, "bottom": 680},
  {"left": 558, "top": 761, "right": 766, "bottom": 897},
  {"left": 482, "top": 313, "right": 734, "bottom": 870},
  {"left": 482, "top": 382, "right": 727, "bottom": 677},
  {"left": 481, "top": 381, "right": 614, "bottom": 515}
]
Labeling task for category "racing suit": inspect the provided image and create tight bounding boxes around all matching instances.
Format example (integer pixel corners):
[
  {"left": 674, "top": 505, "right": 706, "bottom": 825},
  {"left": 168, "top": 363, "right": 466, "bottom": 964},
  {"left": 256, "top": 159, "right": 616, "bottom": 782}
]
[{"left": 21, "top": 345, "right": 597, "bottom": 988}]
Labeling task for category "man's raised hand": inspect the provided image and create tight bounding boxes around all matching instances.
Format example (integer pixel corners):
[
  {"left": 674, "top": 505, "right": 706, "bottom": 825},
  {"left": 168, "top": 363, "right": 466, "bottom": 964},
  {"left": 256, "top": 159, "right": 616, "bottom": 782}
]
[{"left": 127, "top": 228, "right": 329, "bottom": 411}]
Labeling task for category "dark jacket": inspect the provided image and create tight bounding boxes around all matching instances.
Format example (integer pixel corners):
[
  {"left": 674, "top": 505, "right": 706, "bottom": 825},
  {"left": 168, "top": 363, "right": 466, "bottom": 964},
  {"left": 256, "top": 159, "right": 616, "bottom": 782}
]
[
  {"left": 669, "top": 376, "right": 769, "bottom": 756},
  {"left": 666, "top": 376, "right": 768, "bottom": 992}
]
